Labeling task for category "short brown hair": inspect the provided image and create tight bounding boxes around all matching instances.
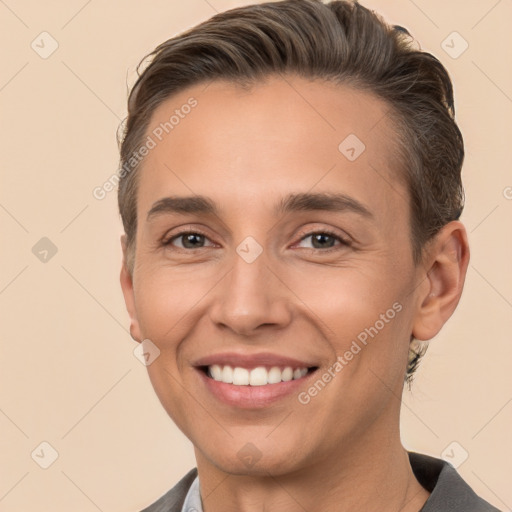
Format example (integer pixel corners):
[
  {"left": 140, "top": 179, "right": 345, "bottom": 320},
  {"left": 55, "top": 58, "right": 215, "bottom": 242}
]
[{"left": 117, "top": 0, "right": 464, "bottom": 382}]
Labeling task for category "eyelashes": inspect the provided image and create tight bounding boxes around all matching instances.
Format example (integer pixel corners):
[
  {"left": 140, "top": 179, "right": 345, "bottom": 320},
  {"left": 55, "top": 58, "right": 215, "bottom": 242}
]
[
  {"left": 161, "top": 228, "right": 351, "bottom": 253},
  {"left": 162, "top": 231, "right": 214, "bottom": 250},
  {"left": 294, "top": 229, "right": 351, "bottom": 252}
]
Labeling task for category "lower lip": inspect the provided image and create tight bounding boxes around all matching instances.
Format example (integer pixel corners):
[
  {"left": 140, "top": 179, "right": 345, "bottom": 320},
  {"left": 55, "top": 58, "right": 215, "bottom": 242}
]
[{"left": 196, "top": 368, "right": 315, "bottom": 409}]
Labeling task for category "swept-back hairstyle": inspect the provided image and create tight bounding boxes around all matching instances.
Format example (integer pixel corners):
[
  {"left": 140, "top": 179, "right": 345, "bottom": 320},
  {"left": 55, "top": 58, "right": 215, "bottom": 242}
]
[{"left": 117, "top": 0, "right": 464, "bottom": 383}]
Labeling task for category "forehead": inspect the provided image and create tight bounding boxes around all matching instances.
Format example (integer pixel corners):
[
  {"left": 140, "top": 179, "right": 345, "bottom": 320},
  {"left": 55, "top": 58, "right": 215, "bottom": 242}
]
[{"left": 137, "top": 75, "right": 407, "bottom": 224}]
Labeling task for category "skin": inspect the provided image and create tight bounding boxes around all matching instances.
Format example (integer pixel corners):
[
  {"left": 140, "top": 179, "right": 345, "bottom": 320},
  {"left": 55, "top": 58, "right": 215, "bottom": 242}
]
[{"left": 120, "top": 74, "right": 470, "bottom": 512}]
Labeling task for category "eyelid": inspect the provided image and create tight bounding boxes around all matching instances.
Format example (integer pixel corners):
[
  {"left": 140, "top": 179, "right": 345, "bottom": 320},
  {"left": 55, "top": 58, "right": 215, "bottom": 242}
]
[
  {"left": 161, "top": 225, "right": 352, "bottom": 251},
  {"left": 161, "top": 225, "right": 214, "bottom": 247},
  {"left": 293, "top": 226, "right": 352, "bottom": 247}
]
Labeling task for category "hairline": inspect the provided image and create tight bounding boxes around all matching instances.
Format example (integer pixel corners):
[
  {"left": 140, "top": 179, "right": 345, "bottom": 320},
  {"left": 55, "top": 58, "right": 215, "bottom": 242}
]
[{"left": 123, "top": 74, "right": 422, "bottom": 274}]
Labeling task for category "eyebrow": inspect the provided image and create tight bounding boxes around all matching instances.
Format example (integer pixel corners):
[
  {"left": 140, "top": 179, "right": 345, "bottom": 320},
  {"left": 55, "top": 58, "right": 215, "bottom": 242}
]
[{"left": 146, "top": 192, "right": 374, "bottom": 221}]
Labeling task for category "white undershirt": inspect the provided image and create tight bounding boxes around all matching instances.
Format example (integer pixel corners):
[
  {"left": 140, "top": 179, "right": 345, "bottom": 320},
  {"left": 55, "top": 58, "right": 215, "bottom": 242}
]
[{"left": 181, "top": 475, "right": 203, "bottom": 512}]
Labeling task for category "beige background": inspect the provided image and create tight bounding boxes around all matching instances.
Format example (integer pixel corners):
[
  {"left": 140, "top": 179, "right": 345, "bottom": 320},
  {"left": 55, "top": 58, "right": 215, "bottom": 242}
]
[{"left": 1, "top": 0, "right": 511, "bottom": 510}]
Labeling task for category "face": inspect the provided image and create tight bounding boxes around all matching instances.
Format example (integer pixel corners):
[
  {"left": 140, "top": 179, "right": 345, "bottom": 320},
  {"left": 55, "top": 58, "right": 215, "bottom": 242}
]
[{"left": 121, "top": 75, "right": 427, "bottom": 475}]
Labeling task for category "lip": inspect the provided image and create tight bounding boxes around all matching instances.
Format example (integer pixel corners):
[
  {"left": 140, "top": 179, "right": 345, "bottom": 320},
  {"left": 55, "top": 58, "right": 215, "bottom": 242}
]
[
  {"left": 192, "top": 352, "right": 319, "bottom": 409},
  {"left": 195, "top": 367, "right": 317, "bottom": 409},
  {"left": 192, "top": 351, "right": 317, "bottom": 370}
]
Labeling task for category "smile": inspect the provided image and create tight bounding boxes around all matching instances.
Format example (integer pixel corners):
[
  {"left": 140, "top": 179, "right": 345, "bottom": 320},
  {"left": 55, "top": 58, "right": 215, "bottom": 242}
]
[
  {"left": 193, "top": 352, "right": 319, "bottom": 408},
  {"left": 205, "top": 364, "right": 312, "bottom": 386}
]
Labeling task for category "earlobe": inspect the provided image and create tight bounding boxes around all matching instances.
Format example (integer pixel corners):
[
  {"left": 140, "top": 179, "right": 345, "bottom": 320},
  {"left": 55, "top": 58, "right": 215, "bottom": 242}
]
[
  {"left": 119, "top": 234, "right": 142, "bottom": 343},
  {"left": 412, "top": 221, "right": 470, "bottom": 341}
]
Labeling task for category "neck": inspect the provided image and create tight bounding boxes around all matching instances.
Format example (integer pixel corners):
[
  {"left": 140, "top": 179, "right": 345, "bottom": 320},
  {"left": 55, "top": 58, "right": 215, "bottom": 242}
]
[{"left": 195, "top": 424, "right": 430, "bottom": 512}]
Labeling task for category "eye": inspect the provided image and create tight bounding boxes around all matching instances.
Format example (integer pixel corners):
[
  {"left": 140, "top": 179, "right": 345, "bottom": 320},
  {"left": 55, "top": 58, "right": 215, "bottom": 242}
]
[
  {"left": 295, "top": 230, "right": 350, "bottom": 252},
  {"left": 162, "top": 231, "right": 216, "bottom": 250}
]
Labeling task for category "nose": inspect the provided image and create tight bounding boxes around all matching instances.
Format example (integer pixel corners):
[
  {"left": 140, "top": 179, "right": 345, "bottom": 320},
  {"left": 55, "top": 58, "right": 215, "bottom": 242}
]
[{"left": 208, "top": 248, "right": 292, "bottom": 337}]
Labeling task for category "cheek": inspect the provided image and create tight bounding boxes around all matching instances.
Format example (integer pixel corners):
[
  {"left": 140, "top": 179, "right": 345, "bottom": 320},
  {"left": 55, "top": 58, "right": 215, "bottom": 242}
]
[
  {"left": 286, "top": 263, "right": 398, "bottom": 331},
  {"left": 134, "top": 265, "right": 216, "bottom": 344},
  {"left": 285, "top": 264, "right": 409, "bottom": 378},
  {"left": 132, "top": 267, "right": 214, "bottom": 432}
]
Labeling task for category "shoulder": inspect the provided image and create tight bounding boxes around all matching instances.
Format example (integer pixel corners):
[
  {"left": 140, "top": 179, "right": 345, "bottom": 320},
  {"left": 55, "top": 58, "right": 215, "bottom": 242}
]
[
  {"left": 409, "top": 452, "right": 502, "bottom": 512},
  {"left": 140, "top": 467, "right": 198, "bottom": 512},
  {"left": 139, "top": 456, "right": 502, "bottom": 512}
]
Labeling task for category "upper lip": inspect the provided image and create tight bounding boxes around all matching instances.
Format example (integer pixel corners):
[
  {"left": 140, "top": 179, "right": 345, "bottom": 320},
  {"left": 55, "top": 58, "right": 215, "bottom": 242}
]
[{"left": 193, "top": 352, "right": 318, "bottom": 370}]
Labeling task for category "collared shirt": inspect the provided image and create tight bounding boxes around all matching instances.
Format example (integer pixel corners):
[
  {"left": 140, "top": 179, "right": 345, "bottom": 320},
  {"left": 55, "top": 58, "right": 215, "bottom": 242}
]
[
  {"left": 181, "top": 475, "right": 202, "bottom": 512},
  {"left": 141, "top": 451, "right": 501, "bottom": 512}
]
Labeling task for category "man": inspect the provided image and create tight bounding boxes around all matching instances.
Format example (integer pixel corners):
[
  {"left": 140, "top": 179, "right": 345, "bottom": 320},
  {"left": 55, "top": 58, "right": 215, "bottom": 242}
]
[{"left": 117, "top": 1, "right": 500, "bottom": 510}]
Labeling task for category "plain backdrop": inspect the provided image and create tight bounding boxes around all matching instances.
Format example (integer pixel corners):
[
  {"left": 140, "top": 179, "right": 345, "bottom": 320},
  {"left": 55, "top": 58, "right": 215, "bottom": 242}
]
[{"left": 1, "top": 0, "right": 511, "bottom": 510}]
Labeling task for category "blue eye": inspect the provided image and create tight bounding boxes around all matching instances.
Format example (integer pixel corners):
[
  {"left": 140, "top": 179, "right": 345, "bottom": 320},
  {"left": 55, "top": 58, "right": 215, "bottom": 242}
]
[
  {"left": 163, "top": 231, "right": 214, "bottom": 249},
  {"left": 295, "top": 230, "right": 350, "bottom": 251},
  {"left": 161, "top": 229, "right": 350, "bottom": 252}
]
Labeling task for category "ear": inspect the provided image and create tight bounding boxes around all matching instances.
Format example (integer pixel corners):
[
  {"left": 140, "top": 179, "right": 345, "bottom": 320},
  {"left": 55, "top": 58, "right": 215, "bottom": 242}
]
[
  {"left": 120, "top": 234, "right": 142, "bottom": 343},
  {"left": 412, "top": 221, "right": 470, "bottom": 341}
]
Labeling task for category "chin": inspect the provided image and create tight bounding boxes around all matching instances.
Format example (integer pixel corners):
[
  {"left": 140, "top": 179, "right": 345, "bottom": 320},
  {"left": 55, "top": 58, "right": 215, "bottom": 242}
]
[
  {"left": 195, "top": 434, "right": 311, "bottom": 477},
  {"left": 209, "top": 452, "right": 303, "bottom": 477}
]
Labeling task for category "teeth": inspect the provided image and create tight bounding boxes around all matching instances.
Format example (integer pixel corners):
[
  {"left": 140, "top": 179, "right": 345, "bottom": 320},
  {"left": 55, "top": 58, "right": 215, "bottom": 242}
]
[
  {"left": 210, "top": 364, "right": 222, "bottom": 381},
  {"left": 207, "top": 365, "right": 310, "bottom": 385},
  {"left": 268, "top": 366, "right": 282, "bottom": 384},
  {"left": 221, "top": 365, "right": 233, "bottom": 383},
  {"left": 249, "top": 367, "right": 267, "bottom": 386},
  {"left": 233, "top": 367, "right": 249, "bottom": 385}
]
